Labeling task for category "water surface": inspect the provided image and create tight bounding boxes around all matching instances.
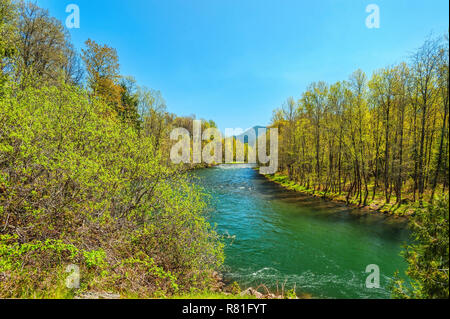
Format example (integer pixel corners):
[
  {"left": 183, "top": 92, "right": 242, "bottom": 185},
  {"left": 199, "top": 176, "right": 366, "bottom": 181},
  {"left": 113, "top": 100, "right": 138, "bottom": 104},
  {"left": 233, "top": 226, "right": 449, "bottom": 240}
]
[{"left": 192, "top": 164, "right": 410, "bottom": 299}]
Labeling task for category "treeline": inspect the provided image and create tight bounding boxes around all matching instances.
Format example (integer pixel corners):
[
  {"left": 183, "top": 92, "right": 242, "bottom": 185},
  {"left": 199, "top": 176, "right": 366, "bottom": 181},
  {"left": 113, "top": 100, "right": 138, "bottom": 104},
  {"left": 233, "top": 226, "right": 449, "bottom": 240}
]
[
  {"left": 271, "top": 35, "right": 449, "bottom": 210},
  {"left": 0, "top": 0, "right": 223, "bottom": 298},
  {"left": 0, "top": 0, "right": 217, "bottom": 156}
]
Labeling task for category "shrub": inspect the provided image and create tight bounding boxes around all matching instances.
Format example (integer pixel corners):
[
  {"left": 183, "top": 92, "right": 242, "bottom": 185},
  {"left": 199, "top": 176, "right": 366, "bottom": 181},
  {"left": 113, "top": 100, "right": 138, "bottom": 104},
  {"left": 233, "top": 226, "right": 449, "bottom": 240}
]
[
  {"left": 0, "top": 83, "right": 224, "bottom": 298},
  {"left": 392, "top": 197, "right": 449, "bottom": 299}
]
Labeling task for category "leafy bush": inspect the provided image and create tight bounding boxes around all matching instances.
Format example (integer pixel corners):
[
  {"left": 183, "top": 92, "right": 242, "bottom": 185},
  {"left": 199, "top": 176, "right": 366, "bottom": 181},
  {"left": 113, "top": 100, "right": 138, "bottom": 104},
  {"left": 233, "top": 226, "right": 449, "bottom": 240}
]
[
  {"left": 0, "top": 83, "right": 224, "bottom": 298},
  {"left": 392, "top": 197, "right": 449, "bottom": 299}
]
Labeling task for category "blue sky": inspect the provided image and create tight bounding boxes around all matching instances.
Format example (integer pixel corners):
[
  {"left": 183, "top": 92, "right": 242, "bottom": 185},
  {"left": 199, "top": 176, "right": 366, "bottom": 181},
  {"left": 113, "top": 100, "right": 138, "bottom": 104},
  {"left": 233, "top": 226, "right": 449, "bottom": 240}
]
[{"left": 36, "top": 0, "right": 449, "bottom": 130}]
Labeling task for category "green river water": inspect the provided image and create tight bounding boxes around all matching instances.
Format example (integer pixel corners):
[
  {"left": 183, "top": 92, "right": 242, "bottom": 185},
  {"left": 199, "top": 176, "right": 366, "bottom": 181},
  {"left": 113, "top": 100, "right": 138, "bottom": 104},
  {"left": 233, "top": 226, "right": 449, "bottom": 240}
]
[{"left": 192, "top": 164, "right": 411, "bottom": 299}]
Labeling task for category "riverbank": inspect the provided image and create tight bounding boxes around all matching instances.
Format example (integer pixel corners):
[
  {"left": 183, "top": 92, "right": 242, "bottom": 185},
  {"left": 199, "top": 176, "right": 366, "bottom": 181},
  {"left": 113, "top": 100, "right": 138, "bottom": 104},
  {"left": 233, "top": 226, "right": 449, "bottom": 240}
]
[{"left": 260, "top": 172, "right": 415, "bottom": 218}]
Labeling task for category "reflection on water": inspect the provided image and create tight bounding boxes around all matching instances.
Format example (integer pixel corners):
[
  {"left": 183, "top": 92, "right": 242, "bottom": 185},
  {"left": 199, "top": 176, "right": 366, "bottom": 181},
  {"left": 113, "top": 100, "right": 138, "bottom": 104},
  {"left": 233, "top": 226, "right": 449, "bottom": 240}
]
[{"left": 191, "top": 164, "right": 410, "bottom": 299}]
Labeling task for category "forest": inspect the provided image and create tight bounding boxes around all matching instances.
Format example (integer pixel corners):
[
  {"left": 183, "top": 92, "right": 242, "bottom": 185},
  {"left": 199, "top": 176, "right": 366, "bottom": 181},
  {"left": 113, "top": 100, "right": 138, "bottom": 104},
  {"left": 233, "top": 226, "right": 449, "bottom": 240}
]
[
  {"left": 266, "top": 32, "right": 449, "bottom": 298},
  {"left": 0, "top": 0, "right": 224, "bottom": 298},
  {"left": 270, "top": 35, "right": 449, "bottom": 213}
]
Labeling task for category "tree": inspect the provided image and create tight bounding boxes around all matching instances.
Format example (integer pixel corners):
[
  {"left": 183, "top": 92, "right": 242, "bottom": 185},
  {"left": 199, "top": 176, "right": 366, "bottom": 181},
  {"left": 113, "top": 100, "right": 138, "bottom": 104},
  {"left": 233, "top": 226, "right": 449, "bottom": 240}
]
[
  {"left": 392, "top": 63, "right": 410, "bottom": 205},
  {"left": 410, "top": 37, "right": 441, "bottom": 206},
  {"left": 270, "top": 34, "right": 448, "bottom": 211},
  {"left": 431, "top": 35, "right": 449, "bottom": 202},
  {"left": 138, "top": 87, "right": 172, "bottom": 149},
  {"left": 392, "top": 197, "right": 449, "bottom": 299},
  {"left": 347, "top": 71, "right": 369, "bottom": 205},
  {"left": 119, "top": 76, "right": 140, "bottom": 130},
  {"left": 15, "top": 1, "right": 79, "bottom": 87},
  {"left": 0, "top": 0, "right": 18, "bottom": 83},
  {"left": 327, "top": 81, "right": 346, "bottom": 194},
  {"left": 0, "top": 0, "right": 224, "bottom": 299},
  {"left": 275, "top": 97, "right": 297, "bottom": 178},
  {"left": 369, "top": 67, "right": 397, "bottom": 203},
  {"left": 82, "top": 38, "right": 122, "bottom": 110},
  {"left": 302, "top": 82, "right": 328, "bottom": 190}
]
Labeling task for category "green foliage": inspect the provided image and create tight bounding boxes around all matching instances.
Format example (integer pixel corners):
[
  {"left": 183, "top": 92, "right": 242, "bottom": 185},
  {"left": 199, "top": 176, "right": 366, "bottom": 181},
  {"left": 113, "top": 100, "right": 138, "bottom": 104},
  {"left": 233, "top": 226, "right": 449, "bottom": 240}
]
[
  {"left": 0, "top": 0, "right": 226, "bottom": 300},
  {"left": 0, "top": 234, "right": 79, "bottom": 272},
  {"left": 230, "top": 281, "right": 241, "bottom": 295},
  {"left": 271, "top": 34, "right": 449, "bottom": 209},
  {"left": 284, "top": 288, "right": 297, "bottom": 299},
  {"left": 392, "top": 197, "right": 449, "bottom": 299},
  {"left": 121, "top": 253, "right": 179, "bottom": 293},
  {"left": 119, "top": 76, "right": 141, "bottom": 130},
  {"left": 0, "top": 234, "right": 81, "bottom": 298},
  {"left": 83, "top": 250, "right": 107, "bottom": 269},
  {"left": 0, "top": 82, "right": 224, "bottom": 298}
]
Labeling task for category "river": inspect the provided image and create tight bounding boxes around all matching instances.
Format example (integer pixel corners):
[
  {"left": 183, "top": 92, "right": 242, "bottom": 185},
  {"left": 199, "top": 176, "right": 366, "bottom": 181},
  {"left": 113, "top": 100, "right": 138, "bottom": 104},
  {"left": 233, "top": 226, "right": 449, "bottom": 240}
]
[{"left": 191, "top": 164, "right": 410, "bottom": 299}]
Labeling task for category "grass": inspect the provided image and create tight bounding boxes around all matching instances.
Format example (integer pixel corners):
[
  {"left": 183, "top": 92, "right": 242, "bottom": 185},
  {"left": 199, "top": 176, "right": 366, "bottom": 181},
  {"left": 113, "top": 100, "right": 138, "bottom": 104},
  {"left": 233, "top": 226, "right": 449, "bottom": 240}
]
[{"left": 263, "top": 172, "right": 417, "bottom": 217}]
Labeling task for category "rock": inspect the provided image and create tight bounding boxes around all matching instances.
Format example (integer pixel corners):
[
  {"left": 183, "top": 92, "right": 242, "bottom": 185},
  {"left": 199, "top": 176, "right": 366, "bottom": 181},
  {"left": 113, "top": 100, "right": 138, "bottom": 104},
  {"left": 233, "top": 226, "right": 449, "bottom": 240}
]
[
  {"left": 241, "top": 288, "right": 263, "bottom": 299},
  {"left": 75, "top": 292, "right": 121, "bottom": 299}
]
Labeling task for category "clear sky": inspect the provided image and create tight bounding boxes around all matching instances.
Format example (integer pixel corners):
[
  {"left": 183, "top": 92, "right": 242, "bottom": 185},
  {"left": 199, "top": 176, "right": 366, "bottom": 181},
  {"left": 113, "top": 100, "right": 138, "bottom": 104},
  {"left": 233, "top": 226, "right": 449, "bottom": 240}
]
[{"left": 36, "top": 0, "right": 449, "bottom": 131}]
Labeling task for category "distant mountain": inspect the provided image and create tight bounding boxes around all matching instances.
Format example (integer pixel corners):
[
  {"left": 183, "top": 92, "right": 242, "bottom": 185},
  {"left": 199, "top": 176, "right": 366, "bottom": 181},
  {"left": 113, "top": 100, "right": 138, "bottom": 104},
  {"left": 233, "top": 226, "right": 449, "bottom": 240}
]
[{"left": 234, "top": 126, "right": 267, "bottom": 147}]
